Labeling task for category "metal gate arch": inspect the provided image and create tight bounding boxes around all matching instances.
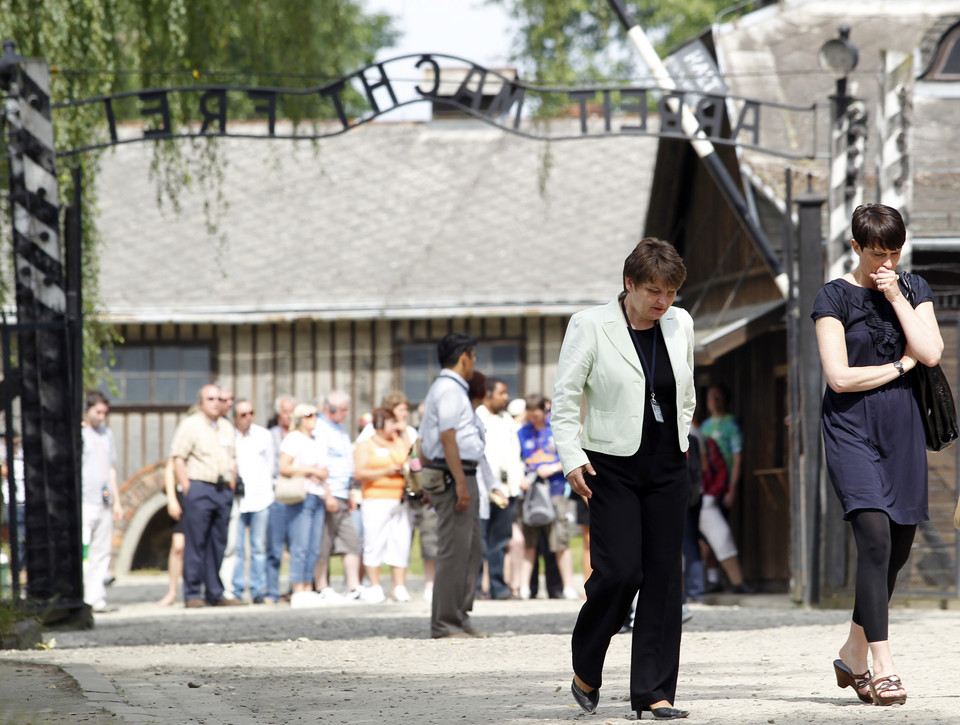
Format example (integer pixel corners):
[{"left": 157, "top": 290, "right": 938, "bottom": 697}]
[{"left": 4, "top": 40, "right": 956, "bottom": 610}]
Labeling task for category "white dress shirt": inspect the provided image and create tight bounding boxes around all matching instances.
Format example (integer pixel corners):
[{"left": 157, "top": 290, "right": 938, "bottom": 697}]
[
  {"left": 420, "top": 369, "right": 485, "bottom": 463},
  {"left": 235, "top": 423, "right": 275, "bottom": 513}
]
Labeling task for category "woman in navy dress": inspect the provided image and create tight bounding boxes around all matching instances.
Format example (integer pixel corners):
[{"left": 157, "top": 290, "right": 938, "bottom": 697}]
[{"left": 812, "top": 204, "right": 943, "bottom": 707}]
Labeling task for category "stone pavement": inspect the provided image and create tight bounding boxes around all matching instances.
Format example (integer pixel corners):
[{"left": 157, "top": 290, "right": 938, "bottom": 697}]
[{"left": 2, "top": 575, "right": 960, "bottom": 724}]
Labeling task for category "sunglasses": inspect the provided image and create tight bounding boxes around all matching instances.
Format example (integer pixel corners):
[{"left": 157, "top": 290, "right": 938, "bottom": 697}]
[{"left": 303, "top": 413, "right": 316, "bottom": 418}]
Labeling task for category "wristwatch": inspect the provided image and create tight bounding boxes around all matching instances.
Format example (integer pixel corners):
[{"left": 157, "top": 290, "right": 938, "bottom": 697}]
[{"left": 893, "top": 360, "right": 905, "bottom": 377}]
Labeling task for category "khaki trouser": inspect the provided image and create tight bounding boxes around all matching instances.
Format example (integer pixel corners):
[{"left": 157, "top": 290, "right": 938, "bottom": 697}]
[{"left": 426, "top": 469, "right": 483, "bottom": 638}]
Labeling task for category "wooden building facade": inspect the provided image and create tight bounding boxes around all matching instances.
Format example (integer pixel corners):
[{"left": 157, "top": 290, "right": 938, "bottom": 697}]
[{"left": 108, "top": 313, "right": 570, "bottom": 487}]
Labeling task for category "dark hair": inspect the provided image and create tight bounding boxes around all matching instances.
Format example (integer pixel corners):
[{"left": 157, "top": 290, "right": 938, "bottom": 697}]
[
  {"left": 437, "top": 332, "right": 477, "bottom": 368},
  {"left": 468, "top": 370, "right": 487, "bottom": 401},
  {"left": 852, "top": 204, "right": 906, "bottom": 251},
  {"left": 85, "top": 390, "right": 109, "bottom": 411},
  {"left": 623, "top": 237, "right": 687, "bottom": 291},
  {"left": 708, "top": 384, "right": 730, "bottom": 409},
  {"left": 525, "top": 394, "right": 548, "bottom": 412},
  {"left": 371, "top": 406, "right": 397, "bottom": 430},
  {"left": 486, "top": 376, "right": 507, "bottom": 397}
]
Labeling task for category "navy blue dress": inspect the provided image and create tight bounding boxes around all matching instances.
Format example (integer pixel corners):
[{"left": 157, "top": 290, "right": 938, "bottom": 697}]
[{"left": 811, "top": 275, "right": 932, "bottom": 524}]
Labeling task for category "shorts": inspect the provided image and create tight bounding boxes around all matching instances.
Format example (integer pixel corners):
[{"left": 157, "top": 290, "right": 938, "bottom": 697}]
[
  {"left": 408, "top": 496, "right": 438, "bottom": 561},
  {"left": 521, "top": 495, "right": 574, "bottom": 553},
  {"left": 320, "top": 499, "right": 361, "bottom": 559},
  {"left": 171, "top": 489, "right": 185, "bottom": 534},
  {"left": 575, "top": 495, "right": 590, "bottom": 527},
  {"left": 699, "top": 494, "right": 738, "bottom": 561}
]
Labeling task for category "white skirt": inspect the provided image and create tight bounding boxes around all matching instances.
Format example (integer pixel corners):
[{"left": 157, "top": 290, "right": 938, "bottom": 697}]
[{"left": 361, "top": 498, "right": 413, "bottom": 568}]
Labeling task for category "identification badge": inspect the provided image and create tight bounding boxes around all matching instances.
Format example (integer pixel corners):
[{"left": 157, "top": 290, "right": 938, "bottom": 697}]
[{"left": 650, "top": 398, "right": 664, "bottom": 423}]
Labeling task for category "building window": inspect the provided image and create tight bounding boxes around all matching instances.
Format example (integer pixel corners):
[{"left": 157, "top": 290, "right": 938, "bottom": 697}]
[
  {"left": 400, "top": 341, "right": 521, "bottom": 404},
  {"left": 105, "top": 345, "right": 213, "bottom": 406},
  {"left": 927, "top": 22, "right": 960, "bottom": 80}
]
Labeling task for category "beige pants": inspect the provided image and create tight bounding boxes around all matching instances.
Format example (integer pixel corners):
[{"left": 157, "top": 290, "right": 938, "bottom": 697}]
[{"left": 427, "top": 470, "right": 483, "bottom": 638}]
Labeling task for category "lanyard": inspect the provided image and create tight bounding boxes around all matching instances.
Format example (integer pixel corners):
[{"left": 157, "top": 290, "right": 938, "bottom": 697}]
[{"left": 622, "top": 300, "right": 664, "bottom": 423}]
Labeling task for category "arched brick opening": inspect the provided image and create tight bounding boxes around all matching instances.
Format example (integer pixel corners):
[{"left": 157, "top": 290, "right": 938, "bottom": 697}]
[{"left": 113, "top": 461, "right": 174, "bottom": 575}]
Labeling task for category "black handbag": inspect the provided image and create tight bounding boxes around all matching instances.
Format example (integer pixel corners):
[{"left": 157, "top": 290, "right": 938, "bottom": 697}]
[{"left": 901, "top": 272, "right": 959, "bottom": 452}]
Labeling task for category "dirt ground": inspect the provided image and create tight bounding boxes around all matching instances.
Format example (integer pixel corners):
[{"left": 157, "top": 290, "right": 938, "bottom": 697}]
[{"left": 2, "top": 576, "right": 960, "bottom": 724}]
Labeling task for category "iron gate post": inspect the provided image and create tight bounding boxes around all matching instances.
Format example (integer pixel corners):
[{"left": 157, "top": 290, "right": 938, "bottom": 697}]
[{"left": 1, "top": 41, "right": 84, "bottom": 611}]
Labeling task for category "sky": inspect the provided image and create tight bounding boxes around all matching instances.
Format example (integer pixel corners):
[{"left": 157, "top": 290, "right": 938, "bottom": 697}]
[
  {"left": 365, "top": 0, "right": 517, "bottom": 66},
  {"left": 362, "top": 0, "right": 519, "bottom": 121}
]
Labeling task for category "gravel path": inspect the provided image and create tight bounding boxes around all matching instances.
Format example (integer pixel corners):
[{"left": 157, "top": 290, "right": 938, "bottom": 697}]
[{"left": 3, "top": 576, "right": 960, "bottom": 724}]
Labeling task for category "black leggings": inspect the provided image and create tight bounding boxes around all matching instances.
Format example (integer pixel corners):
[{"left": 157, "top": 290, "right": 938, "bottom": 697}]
[{"left": 849, "top": 509, "right": 917, "bottom": 642}]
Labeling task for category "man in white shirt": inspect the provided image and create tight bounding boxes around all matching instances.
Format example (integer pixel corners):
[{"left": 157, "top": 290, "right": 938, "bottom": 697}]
[
  {"left": 232, "top": 399, "right": 275, "bottom": 603},
  {"left": 420, "top": 333, "right": 486, "bottom": 638},
  {"left": 476, "top": 377, "right": 525, "bottom": 600},
  {"left": 81, "top": 391, "right": 122, "bottom": 613}
]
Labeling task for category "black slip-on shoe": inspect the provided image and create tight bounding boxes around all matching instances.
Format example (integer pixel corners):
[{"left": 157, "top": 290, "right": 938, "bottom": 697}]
[{"left": 571, "top": 678, "right": 599, "bottom": 714}]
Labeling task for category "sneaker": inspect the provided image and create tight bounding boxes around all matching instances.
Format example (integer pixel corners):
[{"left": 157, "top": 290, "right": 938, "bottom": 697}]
[
  {"left": 344, "top": 588, "right": 363, "bottom": 601},
  {"left": 682, "top": 604, "right": 694, "bottom": 623},
  {"left": 392, "top": 585, "right": 411, "bottom": 602},
  {"left": 562, "top": 586, "right": 580, "bottom": 600},
  {"left": 731, "top": 581, "right": 757, "bottom": 594},
  {"left": 422, "top": 584, "right": 433, "bottom": 604},
  {"left": 361, "top": 585, "right": 385, "bottom": 603},
  {"left": 519, "top": 586, "right": 532, "bottom": 600},
  {"left": 318, "top": 587, "right": 345, "bottom": 603},
  {"left": 290, "top": 591, "right": 323, "bottom": 609}
]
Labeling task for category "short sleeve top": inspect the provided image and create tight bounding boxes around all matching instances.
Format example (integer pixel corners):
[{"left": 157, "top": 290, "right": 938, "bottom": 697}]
[
  {"left": 811, "top": 273, "right": 933, "bottom": 366},
  {"left": 280, "top": 429, "right": 329, "bottom": 497}
]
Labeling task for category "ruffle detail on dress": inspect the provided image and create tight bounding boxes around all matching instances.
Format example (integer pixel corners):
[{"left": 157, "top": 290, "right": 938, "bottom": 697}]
[{"left": 865, "top": 308, "right": 899, "bottom": 356}]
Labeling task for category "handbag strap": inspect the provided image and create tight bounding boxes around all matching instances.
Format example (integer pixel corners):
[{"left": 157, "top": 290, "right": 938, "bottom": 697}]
[{"left": 900, "top": 271, "right": 917, "bottom": 306}]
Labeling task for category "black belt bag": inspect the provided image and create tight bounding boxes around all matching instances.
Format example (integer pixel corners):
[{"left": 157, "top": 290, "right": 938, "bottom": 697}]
[{"left": 422, "top": 461, "right": 477, "bottom": 493}]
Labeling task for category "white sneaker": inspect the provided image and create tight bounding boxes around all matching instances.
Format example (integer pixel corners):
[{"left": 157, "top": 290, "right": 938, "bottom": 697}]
[
  {"left": 519, "top": 586, "right": 532, "bottom": 600},
  {"left": 290, "top": 591, "right": 323, "bottom": 609},
  {"left": 682, "top": 604, "right": 694, "bottom": 623},
  {"left": 344, "top": 588, "right": 363, "bottom": 601},
  {"left": 392, "top": 585, "right": 411, "bottom": 602},
  {"left": 562, "top": 586, "right": 580, "bottom": 600},
  {"left": 422, "top": 584, "right": 433, "bottom": 604},
  {"left": 318, "top": 587, "right": 345, "bottom": 603},
  {"left": 361, "top": 585, "right": 385, "bottom": 603}
]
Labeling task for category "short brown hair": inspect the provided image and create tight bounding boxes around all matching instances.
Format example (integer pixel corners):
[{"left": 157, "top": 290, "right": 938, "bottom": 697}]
[
  {"left": 852, "top": 204, "right": 906, "bottom": 251},
  {"left": 85, "top": 390, "right": 109, "bottom": 411},
  {"left": 371, "top": 406, "right": 397, "bottom": 430},
  {"left": 381, "top": 390, "right": 408, "bottom": 411},
  {"left": 623, "top": 237, "right": 687, "bottom": 290},
  {"left": 525, "top": 394, "right": 547, "bottom": 412},
  {"left": 468, "top": 370, "right": 487, "bottom": 401}
]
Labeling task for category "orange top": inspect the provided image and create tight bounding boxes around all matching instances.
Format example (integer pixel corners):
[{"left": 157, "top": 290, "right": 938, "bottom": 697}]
[{"left": 355, "top": 436, "right": 410, "bottom": 500}]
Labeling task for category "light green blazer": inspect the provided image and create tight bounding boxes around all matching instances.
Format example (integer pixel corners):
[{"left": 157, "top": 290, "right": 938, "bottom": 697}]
[{"left": 552, "top": 295, "right": 696, "bottom": 476}]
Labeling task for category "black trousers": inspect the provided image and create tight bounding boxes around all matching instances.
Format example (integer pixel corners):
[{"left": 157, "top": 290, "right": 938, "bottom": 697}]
[{"left": 571, "top": 447, "right": 688, "bottom": 710}]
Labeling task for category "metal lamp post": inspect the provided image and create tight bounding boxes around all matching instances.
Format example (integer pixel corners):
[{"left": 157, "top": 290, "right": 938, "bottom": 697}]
[{"left": 819, "top": 26, "right": 864, "bottom": 278}]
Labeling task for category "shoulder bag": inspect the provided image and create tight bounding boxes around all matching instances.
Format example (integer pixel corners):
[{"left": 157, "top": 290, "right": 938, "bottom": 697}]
[
  {"left": 274, "top": 474, "right": 308, "bottom": 504},
  {"left": 901, "top": 272, "right": 959, "bottom": 452}
]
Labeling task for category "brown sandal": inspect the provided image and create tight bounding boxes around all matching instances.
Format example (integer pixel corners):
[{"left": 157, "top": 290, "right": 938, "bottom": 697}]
[
  {"left": 869, "top": 674, "right": 907, "bottom": 706},
  {"left": 833, "top": 659, "right": 873, "bottom": 704}
]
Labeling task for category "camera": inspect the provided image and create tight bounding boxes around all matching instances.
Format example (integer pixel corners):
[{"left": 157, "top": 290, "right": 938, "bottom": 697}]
[{"left": 234, "top": 475, "right": 245, "bottom": 498}]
